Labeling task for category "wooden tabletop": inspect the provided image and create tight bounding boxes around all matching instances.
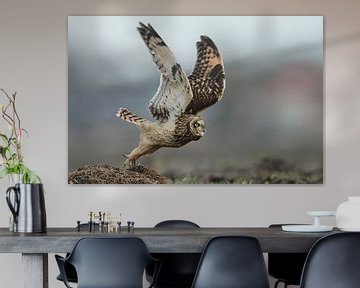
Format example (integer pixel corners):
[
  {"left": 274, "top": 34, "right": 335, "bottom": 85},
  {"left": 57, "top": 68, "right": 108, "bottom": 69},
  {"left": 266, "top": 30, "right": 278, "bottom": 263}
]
[{"left": 0, "top": 227, "right": 340, "bottom": 253}]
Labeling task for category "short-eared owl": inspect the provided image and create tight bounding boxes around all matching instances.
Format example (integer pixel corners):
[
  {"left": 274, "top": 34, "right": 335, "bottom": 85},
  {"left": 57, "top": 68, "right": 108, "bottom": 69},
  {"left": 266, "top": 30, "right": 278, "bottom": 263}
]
[{"left": 116, "top": 22, "right": 225, "bottom": 167}]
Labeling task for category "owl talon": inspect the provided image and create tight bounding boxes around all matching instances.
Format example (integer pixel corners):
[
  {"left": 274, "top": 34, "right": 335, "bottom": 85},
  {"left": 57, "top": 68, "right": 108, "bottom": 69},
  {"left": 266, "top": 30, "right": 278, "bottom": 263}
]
[
  {"left": 122, "top": 160, "right": 128, "bottom": 169},
  {"left": 122, "top": 154, "right": 136, "bottom": 169},
  {"left": 122, "top": 154, "right": 129, "bottom": 168}
]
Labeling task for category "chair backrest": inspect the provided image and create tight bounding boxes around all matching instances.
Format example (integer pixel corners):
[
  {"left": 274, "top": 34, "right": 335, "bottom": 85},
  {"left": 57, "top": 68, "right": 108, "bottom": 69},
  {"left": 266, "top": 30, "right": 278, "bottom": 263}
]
[
  {"left": 67, "top": 237, "right": 154, "bottom": 288},
  {"left": 155, "top": 220, "right": 200, "bottom": 228},
  {"left": 268, "top": 224, "right": 308, "bottom": 285},
  {"left": 191, "top": 236, "right": 270, "bottom": 288},
  {"left": 300, "top": 232, "right": 360, "bottom": 288},
  {"left": 150, "top": 220, "right": 201, "bottom": 287}
]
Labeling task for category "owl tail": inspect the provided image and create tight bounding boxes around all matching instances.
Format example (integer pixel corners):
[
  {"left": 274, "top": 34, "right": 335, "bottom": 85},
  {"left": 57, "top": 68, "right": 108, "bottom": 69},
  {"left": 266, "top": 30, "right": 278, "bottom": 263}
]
[{"left": 116, "top": 108, "right": 149, "bottom": 126}]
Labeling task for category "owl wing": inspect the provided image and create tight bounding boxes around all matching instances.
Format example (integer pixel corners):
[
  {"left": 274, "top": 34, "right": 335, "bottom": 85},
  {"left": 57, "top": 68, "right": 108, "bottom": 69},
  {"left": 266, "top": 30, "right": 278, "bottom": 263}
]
[
  {"left": 186, "top": 36, "right": 226, "bottom": 115},
  {"left": 137, "top": 22, "right": 193, "bottom": 122}
]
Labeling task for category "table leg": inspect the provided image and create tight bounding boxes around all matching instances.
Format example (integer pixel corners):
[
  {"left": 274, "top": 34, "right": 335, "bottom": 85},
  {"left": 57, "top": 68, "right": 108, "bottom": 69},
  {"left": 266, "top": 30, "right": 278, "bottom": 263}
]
[{"left": 22, "top": 253, "right": 48, "bottom": 288}]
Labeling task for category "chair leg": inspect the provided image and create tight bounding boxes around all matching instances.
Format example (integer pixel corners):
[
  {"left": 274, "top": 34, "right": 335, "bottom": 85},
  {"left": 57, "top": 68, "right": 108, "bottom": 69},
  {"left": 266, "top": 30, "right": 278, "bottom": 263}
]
[{"left": 274, "top": 279, "right": 289, "bottom": 288}]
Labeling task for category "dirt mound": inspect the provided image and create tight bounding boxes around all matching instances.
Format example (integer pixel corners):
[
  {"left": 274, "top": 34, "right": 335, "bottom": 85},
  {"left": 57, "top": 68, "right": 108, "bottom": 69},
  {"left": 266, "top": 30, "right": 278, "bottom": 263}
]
[{"left": 68, "top": 164, "right": 172, "bottom": 184}]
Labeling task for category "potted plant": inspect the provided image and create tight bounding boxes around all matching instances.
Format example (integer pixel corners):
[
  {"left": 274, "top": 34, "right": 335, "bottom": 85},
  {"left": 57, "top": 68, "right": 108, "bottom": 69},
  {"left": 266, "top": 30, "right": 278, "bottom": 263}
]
[
  {"left": 1, "top": 88, "right": 46, "bottom": 233},
  {"left": 0, "top": 89, "right": 41, "bottom": 183}
]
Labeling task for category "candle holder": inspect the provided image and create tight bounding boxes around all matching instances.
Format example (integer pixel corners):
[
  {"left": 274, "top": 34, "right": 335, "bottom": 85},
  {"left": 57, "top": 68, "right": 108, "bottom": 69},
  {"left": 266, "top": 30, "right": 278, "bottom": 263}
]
[{"left": 282, "top": 211, "right": 335, "bottom": 232}]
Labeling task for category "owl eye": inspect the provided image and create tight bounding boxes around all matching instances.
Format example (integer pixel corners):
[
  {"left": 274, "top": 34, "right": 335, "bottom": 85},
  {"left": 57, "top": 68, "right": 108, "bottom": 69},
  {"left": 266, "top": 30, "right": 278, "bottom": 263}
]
[{"left": 194, "top": 122, "right": 200, "bottom": 128}]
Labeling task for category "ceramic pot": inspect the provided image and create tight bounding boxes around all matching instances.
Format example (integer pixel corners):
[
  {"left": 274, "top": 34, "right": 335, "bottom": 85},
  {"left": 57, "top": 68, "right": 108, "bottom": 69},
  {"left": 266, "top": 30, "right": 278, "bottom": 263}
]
[
  {"left": 6, "top": 183, "right": 47, "bottom": 233},
  {"left": 336, "top": 196, "right": 360, "bottom": 231}
]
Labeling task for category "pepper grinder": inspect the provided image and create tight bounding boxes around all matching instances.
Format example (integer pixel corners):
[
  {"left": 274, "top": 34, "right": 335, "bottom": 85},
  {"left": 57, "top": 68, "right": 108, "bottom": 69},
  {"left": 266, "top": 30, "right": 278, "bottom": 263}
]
[
  {"left": 88, "top": 211, "right": 93, "bottom": 232},
  {"left": 127, "top": 221, "right": 135, "bottom": 233},
  {"left": 77, "top": 221, "right": 81, "bottom": 232},
  {"left": 98, "top": 211, "right": 103, "bottom": 231}
]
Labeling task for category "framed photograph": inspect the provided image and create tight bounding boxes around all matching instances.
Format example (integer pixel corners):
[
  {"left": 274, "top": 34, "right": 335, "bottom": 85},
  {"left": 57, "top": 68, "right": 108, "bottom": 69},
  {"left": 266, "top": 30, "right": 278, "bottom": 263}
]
[{"left": 68, "top": 16, "right": 323, "bottom": 184}]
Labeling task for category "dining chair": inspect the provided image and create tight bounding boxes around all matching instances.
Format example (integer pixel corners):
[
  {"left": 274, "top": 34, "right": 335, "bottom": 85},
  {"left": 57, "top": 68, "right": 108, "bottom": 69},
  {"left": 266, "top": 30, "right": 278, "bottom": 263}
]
[
  {"left": 146, "top": 220, "right": 201, "bottom": 288},
  {"left": 56, "top": 223, "right": 99, "bottom": 284},
  {"left": 300, "top": 232, "right": 360, "bottom": 288},
  {"left": 55, "top": 237, "right": 160, "bottom": 288},
  {"left": 191, "top": 236, "right": 270, "bottom": 288},
  {"left": 268, "top": 224, "right": 308, "bottom": 288}
]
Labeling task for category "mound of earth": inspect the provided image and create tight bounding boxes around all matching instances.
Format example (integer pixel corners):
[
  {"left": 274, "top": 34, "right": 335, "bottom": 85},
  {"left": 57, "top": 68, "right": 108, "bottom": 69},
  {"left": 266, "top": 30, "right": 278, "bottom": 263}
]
[{"left": 68, "top": 164, "right": 172, "bottom": 184}]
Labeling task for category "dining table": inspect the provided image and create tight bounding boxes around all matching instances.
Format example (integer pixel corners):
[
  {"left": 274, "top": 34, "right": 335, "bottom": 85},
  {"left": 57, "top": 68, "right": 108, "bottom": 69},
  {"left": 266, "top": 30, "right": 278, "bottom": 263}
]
[{"left": 0, "top": 226, "right": 340, "bottom": 288}]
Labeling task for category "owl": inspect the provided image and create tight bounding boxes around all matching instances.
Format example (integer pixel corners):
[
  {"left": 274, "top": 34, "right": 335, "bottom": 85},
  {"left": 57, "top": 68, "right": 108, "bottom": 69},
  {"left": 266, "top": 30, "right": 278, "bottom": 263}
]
[{"left": 116, "top": 22, "right": 225, "bottom": 167}]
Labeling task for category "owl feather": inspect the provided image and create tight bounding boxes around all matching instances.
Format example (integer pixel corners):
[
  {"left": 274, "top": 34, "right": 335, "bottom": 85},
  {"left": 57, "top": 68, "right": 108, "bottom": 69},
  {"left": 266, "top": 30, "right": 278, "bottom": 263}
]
[
  {"left": 116, "top": 108, "right": 149, "bottom": 126},
  {"left": 137, "top": 22, "right": 193, "bottom": 122},
  {"left": 186, "top": 36, "right": 226, "bottom": 114}
]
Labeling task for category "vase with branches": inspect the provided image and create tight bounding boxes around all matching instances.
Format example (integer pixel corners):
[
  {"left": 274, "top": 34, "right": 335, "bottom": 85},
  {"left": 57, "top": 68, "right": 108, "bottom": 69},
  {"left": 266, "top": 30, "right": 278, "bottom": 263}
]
[{"left": 0, "top": 88, "right": 41, "bottom": 184}]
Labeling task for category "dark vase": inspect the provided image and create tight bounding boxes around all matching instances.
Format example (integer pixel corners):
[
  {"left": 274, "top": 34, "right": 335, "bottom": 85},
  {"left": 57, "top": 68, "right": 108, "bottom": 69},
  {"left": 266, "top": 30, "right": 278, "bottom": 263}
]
[{"left": 6, "top": 183, "right": 47, "bottom": 233}]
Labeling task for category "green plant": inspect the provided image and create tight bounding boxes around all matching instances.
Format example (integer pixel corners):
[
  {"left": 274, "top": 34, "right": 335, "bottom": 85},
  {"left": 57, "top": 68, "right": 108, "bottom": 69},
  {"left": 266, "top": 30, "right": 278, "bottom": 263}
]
[{"left": 0, "top": 88, "right": 41, "bottom": 183}]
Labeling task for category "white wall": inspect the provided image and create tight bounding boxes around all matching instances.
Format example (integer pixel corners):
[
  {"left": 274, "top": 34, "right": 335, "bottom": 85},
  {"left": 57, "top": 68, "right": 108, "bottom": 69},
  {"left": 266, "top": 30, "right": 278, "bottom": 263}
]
[{"left": 0, "top": 0, "right": 359, "bottom": 287}]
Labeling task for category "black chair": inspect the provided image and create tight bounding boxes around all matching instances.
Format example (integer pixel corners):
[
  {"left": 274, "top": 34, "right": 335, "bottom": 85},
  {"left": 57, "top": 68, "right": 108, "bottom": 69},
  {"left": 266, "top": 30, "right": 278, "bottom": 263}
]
[
  {"left": 56, "top": 223, "right": 99, "bottom": 284},
  {"left": 147, "top": 220, "right": 201, "bottom": 288},
  {"left": 300, "top": 232, "right": 360, "bottom": 288},
  {"left": 191, "top": 236, "right": 270, "bottom": 288},
  {"left": 56, "top": 262, "right": 77, "bottom": 284},
  {"left": 268, "top": 224, "right": 308, "bottom": 288},
  {"left": 55, "top": 237, "right": 160, "bottom": 288}
]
